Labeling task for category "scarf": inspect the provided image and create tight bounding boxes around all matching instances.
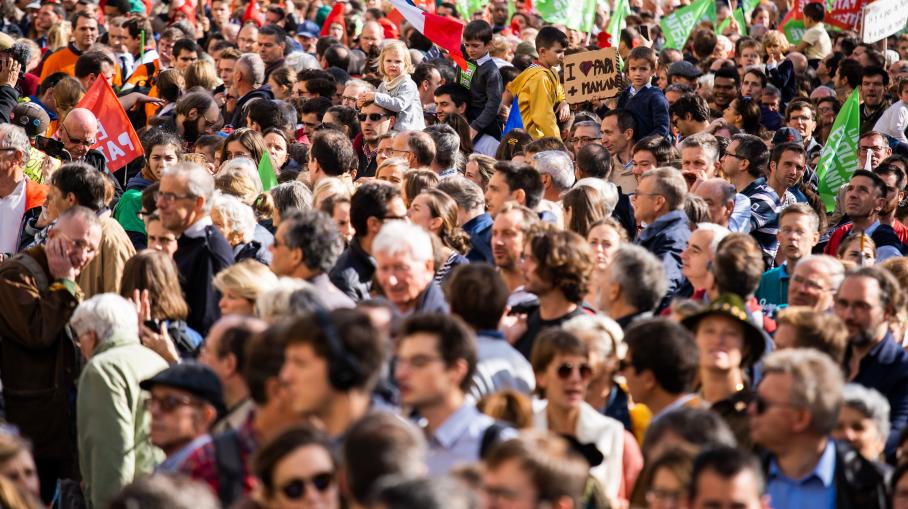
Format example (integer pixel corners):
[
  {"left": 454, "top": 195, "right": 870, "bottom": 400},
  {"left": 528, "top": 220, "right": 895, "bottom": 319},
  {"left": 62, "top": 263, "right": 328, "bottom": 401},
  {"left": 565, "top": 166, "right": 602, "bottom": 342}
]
[{"left": 382, "top": 73, "right": 408, "bottom": 92}]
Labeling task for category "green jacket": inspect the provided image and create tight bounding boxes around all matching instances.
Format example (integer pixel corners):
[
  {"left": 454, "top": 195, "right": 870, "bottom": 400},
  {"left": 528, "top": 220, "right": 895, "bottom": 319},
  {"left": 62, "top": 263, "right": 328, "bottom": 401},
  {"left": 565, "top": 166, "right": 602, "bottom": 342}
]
[{"left": 76, "top": 333, "right": 169, "bottom": 508}]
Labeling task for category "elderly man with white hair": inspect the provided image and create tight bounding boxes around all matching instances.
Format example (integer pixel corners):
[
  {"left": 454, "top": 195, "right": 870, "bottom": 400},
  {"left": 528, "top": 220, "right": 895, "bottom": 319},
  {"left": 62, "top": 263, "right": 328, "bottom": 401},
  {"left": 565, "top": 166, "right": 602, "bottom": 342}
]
[
  {"left": 374, "top": 221, "right": 449, "bottom": 315},
  {"left": 73, "top": 293, "right": 169, "bottom": 509},
  {"left": 157, "top": 162, "right": 235, "bottom": 335},
  {"left": 210, "top": 192, "right": 270, "bottom": 264}
]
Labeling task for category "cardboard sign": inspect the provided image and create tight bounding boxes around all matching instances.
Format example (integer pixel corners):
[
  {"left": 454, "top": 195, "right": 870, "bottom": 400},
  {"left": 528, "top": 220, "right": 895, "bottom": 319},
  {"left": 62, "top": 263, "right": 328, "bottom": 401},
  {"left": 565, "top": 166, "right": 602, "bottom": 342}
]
[
  {"left": 74, "top": 78, "right": 143, "bottom": 173},
  {"left": 563, "top": 48, "right": 621, "bottom": 104},
  {"left": 862, "top": 0, "right": 908, "bottom": 43}
]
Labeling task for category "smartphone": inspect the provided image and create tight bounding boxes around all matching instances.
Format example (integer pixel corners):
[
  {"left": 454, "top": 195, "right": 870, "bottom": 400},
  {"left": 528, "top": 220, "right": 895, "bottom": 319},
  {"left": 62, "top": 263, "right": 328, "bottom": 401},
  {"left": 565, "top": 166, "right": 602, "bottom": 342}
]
[
  {"left": 639, "top": 24, "right": 650, "bottom": 40},
  {"left": 34, "top": 136, "right": 72, "bottom": 162},
  {"left": 143, "top": 320, "right": 162, "bottom": 333}
]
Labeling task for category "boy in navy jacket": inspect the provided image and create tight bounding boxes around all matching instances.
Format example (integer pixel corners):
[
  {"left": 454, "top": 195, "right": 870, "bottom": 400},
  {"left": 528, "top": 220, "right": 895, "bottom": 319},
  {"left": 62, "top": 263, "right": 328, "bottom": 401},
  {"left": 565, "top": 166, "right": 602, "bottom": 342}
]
[
  {"left": 616, "top": 46, "right": 670, "bottom": 142},
  {"left": 463, "top": 20, "right": 503, "bottom": 141}
]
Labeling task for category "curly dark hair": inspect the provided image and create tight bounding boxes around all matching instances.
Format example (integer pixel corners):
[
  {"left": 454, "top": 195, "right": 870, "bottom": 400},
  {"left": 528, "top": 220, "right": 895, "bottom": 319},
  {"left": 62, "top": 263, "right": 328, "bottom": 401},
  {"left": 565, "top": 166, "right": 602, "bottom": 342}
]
[
  {"left": 281, "top": 209, "right": 344, "bottom": 274},
  {"left": 525, "top": 225, "right": 594, "bottom": 302}
]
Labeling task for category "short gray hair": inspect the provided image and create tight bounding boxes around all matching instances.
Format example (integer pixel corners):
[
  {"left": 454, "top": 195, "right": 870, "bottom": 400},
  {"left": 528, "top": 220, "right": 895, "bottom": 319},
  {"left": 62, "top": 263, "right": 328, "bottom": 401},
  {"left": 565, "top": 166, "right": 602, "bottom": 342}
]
[
  {"left": 70, "top": 293, "right": 139, "bottom": 345},
  {"left": 373, "top": 221, "right": 433, "bottom": 263},
  {"left": 435, "top": 176, "right": 485, "bottom": 213},
  {"left": 0, "top": 125, "right": 28, "bottom": 158},
  {"left": 762, "top": 348, "right": 844, "bottom": 436},
  {"left": 211, "top": 192, "right": 257, "bottom": 243},
  {"left": 255, "top": 277, "right": 321, "bottom": 321},
  {"left": 842, "top": 383, "right": 890, "bottom": 441},
  {"left": 534, "top": 150, "right": 575, "bottom": 191},
  {"left": 237, "top": 52, "right": 265, "bottom": 87},
  {"left": 575, "top": 178, "right": 618, "bottom": 216},
  {"left": 219, "top": 157, "right": 263, "bottom": 194},
  {"left": 562, "top": 314, "right": 625, "bottom": 359},
  {"left": 607, "top": 245, "right": 667, "bottom": 311},
  {"left": 694, "top": 222, "right": 731, "bottom": 256},
  {"left": 641, "top": 167, "right": 687, "bottom": 210},
  {"left": 162, "top": 162, "right": 215, "bottom": 213},
  {"left": 794, "top": 254, "right": 845, "bottom": 290},
  {"left": 345, "top": 78, "right": 376, "bottom": 93},
  {"left": 680, "top": 132, "right": 720, "bottom": 166},
  {"left": 571, "top": 120, "right": 601, "bottom": 137}
]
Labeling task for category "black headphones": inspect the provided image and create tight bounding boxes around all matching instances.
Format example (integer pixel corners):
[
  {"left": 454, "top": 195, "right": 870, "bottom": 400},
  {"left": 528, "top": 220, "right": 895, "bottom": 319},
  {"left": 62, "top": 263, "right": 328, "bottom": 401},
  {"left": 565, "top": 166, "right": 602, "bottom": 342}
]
[{"left": 314, "top": 308, "right": 365, "bottom": 391}]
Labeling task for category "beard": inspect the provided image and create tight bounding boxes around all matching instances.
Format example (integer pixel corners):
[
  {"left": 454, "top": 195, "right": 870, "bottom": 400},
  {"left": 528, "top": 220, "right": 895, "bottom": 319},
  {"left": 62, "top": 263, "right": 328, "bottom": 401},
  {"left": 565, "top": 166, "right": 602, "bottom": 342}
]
[
  {"left": 181, "top": 118, "right": 201, "bottom": 144},
  {"left": 849, "top": 324, "right": 879, "bottom": 348}
]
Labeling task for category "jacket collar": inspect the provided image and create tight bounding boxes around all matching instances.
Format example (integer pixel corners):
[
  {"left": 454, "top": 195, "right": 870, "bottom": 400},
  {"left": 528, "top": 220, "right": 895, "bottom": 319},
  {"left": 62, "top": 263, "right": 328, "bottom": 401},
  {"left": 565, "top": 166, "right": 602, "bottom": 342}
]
[
  {"left": 92, "top": 332, "right": 141, "bottom": 357},
  {"left": 639, "top": 209, "right": 687, "bottom": 242}
]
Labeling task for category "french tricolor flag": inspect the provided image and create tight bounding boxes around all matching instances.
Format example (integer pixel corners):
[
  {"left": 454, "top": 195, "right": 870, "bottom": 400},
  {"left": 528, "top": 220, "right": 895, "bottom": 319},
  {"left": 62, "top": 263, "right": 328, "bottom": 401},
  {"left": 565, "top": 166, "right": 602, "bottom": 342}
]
[{"left": 388, "top": 0, "right": 468, "bottom": 70}]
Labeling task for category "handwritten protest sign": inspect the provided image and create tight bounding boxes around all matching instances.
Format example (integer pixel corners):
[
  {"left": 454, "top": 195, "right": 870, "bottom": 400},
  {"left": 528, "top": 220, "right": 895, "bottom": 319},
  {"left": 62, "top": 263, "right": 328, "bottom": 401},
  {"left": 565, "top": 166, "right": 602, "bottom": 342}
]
[
  {"left": 563, "top": 48, "right": 621, "bottom": 104},
  {"left": 75, "top": 78, "right": 143, "bottom": 173},
  {"left": 861, "top": 0, "right": 908, "bottom": 43}
]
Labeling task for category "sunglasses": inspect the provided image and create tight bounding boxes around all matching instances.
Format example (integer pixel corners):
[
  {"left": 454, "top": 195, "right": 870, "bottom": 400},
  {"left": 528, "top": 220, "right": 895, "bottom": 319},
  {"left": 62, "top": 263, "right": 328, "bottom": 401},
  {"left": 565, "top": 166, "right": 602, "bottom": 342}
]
[
  {"left": 279, "top": 472, "right": 334, "bottom": 499},
  {"left": 358, "top": 112, "right": 389, "bottom": 122},
  {"left": 750, "top": 394, "right": 797, "bottom": 415},
  {"left": 556, "top": 362, "right": 592, "bottom": 381}
]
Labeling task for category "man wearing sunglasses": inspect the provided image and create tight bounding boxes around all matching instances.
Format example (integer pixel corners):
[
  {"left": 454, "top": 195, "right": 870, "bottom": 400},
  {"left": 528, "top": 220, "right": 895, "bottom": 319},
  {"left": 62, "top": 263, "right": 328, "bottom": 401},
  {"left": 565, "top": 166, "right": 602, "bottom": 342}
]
[
  {"left": 395, "top": 313, "right": 513, "bottom": 475},
  {"left": 0, "top": 206, "right": 101, "bottom": 501},
  {"left": 354, "top": 100, "right": 396, "bottom": 179},
  {"left": 750, "top": 349, "right": 888, "bottom": 509},
  {"left": 141, "top": 363, "right": 224, "bottom": 474},
  {"left": 59, "top": 108, "right": 124, "bottom": 195}
]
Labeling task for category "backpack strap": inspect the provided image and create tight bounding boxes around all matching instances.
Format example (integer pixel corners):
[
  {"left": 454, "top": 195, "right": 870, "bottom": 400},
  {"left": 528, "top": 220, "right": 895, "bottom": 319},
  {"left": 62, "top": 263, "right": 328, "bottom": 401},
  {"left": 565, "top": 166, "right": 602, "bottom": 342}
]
[{"left": 213, "top": 430, "right": 245, "bottom": 507}]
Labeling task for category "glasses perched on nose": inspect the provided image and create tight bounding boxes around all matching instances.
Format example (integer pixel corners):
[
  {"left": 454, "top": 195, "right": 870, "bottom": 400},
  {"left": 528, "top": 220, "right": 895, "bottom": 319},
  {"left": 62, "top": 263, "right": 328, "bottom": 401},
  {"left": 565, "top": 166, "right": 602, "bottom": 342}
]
[
  {"left": 144, "top": 394, "right": 198, "bottom": 413},
  {"left": 279, "top": 473, "right": 334, "bottom": 499},
  {"left": 556, "top": 362, "right": 593, "bottom": 381},
  {"left": 790, "top": 274, "right": 829, "bottom": 292},
  {"left": 62, "top": 125, "right": 96, "bottom": 147}
]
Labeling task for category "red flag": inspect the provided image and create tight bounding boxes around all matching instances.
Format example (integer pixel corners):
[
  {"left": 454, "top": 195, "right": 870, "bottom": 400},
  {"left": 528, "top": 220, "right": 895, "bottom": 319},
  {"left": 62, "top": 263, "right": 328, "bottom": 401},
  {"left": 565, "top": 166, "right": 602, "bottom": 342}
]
[
  {"left": 243, "top": 0, "right": 265, "bottom": 26},
  {"left": 74, "top": 79, "right": 143, "bottom": 173}
]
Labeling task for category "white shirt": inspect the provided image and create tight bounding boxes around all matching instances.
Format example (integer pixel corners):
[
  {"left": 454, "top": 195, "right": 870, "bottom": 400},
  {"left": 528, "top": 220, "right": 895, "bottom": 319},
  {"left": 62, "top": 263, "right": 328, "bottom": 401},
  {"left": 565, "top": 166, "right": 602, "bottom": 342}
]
[{"left": 0, "top": 179, "right": 27, "bottom": 255}]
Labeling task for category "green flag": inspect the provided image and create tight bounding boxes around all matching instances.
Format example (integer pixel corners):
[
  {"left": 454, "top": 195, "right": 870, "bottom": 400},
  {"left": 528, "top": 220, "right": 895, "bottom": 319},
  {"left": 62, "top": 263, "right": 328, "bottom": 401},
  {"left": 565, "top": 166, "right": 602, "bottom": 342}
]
[
  {"left": 817, "top": 88, "right": 861, "bottom": 212},
  {"left": 660, "top": 0, "right": 712, "bottom": 49},
  {"left": 455, "top": 0, "right": 486, "bottom": 18},
  {"left": 536, "top": 0, "right": 597, "bottom": 32},
  {"left": 258, "top": 150, "right": 278, "bottom": 192},
  {"left": 605, "top": 0, "right": 630, "bottom": 47},
  {"left": 731, "top": 7, "right": 748, "bottom": 35}
]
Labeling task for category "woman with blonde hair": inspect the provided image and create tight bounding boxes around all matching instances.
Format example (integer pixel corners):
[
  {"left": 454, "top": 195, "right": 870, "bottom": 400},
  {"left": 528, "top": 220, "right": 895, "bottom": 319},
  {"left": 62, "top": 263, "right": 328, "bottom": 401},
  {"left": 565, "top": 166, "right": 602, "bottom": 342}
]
[
  {"left": 213, "top": 259, "right": 279, "bottom": 317},
  {"left": 375, "top": 157, "right": 409, "bottom": 186},
  {"left": 46, "top": 21, "right": 71, "bottom": 52},
  {"left": 312, "top": 176, "right": 352, "bottom": 210},
  {"left": 465, "top": 154, "right": 497, "bottom": 192},
  {"left": 49, "top": 77, "right": 84, "bottom": 135},
  {"left": 407, "top": 188, "right": 471, "bottom": 282},
  {"left": 184, "top": 60, "right": 219, "bottom": 90}
]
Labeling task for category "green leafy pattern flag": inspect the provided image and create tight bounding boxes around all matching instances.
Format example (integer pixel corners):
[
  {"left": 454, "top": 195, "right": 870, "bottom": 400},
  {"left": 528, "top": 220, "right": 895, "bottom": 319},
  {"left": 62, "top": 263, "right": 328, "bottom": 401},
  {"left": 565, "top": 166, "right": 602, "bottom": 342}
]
[
  {"left": 817, "top": 88, "right": 861, "bottom": 211},
  {"left": 258, "top": 149, "right": 278, "bottom": 192},
  {"left": 660, "top": 0, "right": 712, "bottom": 49},
  {"left": 536, "top": 0, "right": 598, "bottom": 32}
]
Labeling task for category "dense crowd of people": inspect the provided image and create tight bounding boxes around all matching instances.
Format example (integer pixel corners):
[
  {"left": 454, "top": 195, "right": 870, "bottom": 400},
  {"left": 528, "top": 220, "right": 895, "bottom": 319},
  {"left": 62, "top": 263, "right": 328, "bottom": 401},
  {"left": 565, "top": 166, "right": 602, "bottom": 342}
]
[{"left": 0, "top": 0, "right": 907, "bottom": 507}]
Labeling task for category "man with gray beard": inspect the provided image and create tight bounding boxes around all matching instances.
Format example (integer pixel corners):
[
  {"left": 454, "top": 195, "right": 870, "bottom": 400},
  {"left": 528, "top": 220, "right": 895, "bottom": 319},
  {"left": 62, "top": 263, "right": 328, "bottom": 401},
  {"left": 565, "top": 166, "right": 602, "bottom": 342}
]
[{"left": 835, "top": 266, "right": 908, "bottom": 461}]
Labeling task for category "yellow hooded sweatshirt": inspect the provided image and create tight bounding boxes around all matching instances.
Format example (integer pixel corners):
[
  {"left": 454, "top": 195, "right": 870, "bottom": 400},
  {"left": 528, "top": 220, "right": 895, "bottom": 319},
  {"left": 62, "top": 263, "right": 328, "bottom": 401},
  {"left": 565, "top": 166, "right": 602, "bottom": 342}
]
[{"left": 506, "top": 64, "right": 565, "bottom": 140}]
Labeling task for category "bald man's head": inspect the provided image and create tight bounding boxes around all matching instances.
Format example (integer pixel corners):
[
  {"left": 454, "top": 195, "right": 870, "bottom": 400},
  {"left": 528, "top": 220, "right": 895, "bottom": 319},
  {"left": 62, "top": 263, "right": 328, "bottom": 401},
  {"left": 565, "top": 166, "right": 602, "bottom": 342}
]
[
  {"left": 61, "top": 108, "right": 99, "bottom": 159},
  {"left": 359, "top": 21, "right": 383, "bottom": 53},
  {"left": 694, "top": 177, "right": 736, "bottom": 227}
]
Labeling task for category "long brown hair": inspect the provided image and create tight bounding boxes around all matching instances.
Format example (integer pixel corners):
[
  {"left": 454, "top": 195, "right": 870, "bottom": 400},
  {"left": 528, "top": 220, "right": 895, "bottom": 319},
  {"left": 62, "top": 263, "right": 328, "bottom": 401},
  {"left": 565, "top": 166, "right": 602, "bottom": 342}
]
[
  {"left": 119, "top": 250, "right": 189, "bottom": 321},
  {"left": 419, "top": 188, "right": 471, "bottom": 255},
  {"left": 563, "top": 185, "right": 606, "bottom": 237}
]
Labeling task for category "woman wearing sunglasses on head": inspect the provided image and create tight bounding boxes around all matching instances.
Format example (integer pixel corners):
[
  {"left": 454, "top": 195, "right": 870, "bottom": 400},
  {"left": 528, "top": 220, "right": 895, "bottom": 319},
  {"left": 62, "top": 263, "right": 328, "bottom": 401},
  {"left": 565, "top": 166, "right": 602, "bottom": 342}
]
[
  {"left": 530, "top": 328, "right": 638, "bottom": 506},
  {"left": 250, "top": 425, "right": 340, "bottom": 509}
]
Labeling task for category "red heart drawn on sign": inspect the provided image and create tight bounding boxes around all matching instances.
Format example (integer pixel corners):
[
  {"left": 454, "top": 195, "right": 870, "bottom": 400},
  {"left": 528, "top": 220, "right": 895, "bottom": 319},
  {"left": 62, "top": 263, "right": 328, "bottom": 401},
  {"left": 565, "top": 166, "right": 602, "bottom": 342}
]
[{"left": 580, "top": 61, "right": 593, "bottom": 76}]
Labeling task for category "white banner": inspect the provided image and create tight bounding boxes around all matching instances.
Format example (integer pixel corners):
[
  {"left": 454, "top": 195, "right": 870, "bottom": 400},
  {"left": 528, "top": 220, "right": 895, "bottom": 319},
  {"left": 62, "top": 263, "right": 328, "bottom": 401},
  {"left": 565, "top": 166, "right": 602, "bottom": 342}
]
[{"left": 862, "top": 0, "right": 908, "bottom": 43}]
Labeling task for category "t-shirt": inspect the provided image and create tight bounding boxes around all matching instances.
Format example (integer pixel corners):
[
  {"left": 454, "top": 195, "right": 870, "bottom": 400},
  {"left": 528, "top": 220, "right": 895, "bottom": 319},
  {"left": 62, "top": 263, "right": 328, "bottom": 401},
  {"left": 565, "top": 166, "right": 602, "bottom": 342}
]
[
  {"left": 0, "top": 180, "right": 26, "bottom": 256},
  {"left": 801, "top": 24, "right": 832, "bottom": 60}
]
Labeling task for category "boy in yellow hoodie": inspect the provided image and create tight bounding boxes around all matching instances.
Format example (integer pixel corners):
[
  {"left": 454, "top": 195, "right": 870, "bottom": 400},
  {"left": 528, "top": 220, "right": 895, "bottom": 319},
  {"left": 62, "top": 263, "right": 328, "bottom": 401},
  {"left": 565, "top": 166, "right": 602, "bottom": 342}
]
[{"left": 504, "top": 26, "right": 571, "bottom": 140}]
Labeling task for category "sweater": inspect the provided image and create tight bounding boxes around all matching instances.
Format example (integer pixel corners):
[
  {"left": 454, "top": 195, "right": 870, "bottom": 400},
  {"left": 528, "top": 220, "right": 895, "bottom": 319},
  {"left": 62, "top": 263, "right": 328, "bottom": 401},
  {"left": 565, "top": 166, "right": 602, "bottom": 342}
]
[
  {"left": 468, "top": 56, "right": 503, "bottom": 140},
  {"left": 375, "top": 76, "right": 425, "bottom": 131},
  {"left": 615, "top": 84, "right": 670, "bottom": 142},
  {"left": 174, "top": 225, "right": 235, "bottom": 335}
]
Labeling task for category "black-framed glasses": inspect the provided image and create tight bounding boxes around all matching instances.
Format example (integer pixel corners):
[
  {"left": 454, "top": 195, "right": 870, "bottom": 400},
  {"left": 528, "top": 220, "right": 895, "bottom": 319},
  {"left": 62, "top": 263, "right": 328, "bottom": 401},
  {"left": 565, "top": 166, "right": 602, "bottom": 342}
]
[
  {"left": 556, "top": 362, "right": 592, "bottom": 381},
  {"left": 724, "top": 151, "right": 747, "bottom": 160},
  {"left": 359, "top": 112, "right": 389, "bottom": 122},
  {"left": 279, "top": 472, "right": 334, "bottom": 499},
  {"left": 62, "top": 124, "right": 96, "bottom": 147}
]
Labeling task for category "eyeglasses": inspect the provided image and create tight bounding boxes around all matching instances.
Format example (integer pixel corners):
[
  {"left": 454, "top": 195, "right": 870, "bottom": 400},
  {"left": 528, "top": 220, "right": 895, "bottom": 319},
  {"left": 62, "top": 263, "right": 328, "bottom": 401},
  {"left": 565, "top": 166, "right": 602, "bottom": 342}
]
[
  {"left": 55, "top": 230, "right": 97, "bottom": 255},
  {"left": 341, "top": 95, "right": 359, "bottom": 104},
  {"left": 359, "top": 112, "right": 389, "bottom": 122},
  {"left": 556, "top": 362, "right": 592, "bottom": 381},
  {"left": 833, "top": 298, "right": 874, "bottom": 313},
  {"left": 279, "top": 472, "right": 334, "bottom": 499},
  {"left": 790, "top": 274, "right": 829, "bottom": 292},
  {"left": 144, "top": 394, "right": 198, "bottom": 413},
  {"left": 62, "top": 124, "right": 96, "bottom": 147},
  {"left": 750, "top": 394, "right": 798, "bottom": 415},
  {"left": 383, "top": 148, "right": 410, "bottom": 158},
  {"left": 859, "top": 145, "right": 887, "bottom": 154},
  {"left": 155, "top": 191, "right": 196, "bottom": 203},
  {"left": 572, "top": 136, "right": 598, "bottom": 145},
  {"left": 724, "top": 151, "right": 747, "bottom": 160}
]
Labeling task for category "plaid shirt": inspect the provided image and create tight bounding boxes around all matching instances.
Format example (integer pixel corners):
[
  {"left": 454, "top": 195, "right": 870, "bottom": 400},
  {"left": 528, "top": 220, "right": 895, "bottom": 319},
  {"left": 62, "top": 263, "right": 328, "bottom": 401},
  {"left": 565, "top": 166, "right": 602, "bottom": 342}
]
[{"left": 179, "top": 411, "right": 258, "bottom": 497}]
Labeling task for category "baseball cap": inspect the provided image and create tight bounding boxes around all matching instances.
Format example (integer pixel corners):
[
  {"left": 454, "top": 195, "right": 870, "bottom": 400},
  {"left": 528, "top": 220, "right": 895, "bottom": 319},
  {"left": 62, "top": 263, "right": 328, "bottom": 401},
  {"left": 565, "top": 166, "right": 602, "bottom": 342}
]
[
  {"left": 11, "top": 103, "right": 50, "bottom": 139},
  {"left": 770, "top": 127, "right": 803, "bottom": 146},
  {"left": 296, "top": 20, "right": 320, "bottom": 38},
  {"left": 140, "top": 362, "right": 226, "bottom": 416},
  {"left": 668, "top": 60, "right": 702, "bottom": 79}
]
